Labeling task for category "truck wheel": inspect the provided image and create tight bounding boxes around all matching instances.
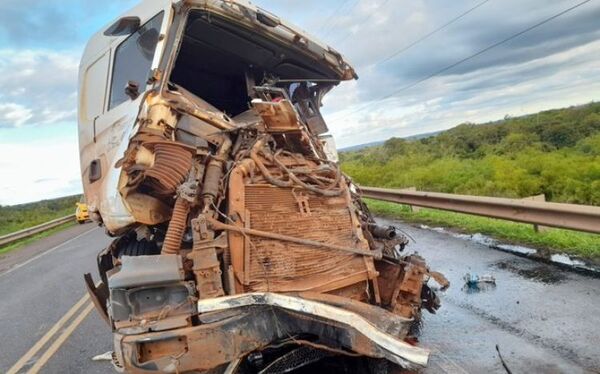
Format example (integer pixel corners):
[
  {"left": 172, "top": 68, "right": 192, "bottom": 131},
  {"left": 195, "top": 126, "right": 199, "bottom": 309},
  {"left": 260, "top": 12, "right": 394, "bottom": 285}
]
[{"left": 119, "top": 238, "right": 160, "bottom": 257}]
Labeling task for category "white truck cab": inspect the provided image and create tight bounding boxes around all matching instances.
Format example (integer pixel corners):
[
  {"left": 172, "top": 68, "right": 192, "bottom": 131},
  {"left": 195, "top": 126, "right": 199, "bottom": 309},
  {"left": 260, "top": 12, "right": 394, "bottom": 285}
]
[
  {"left": 78, "top": 0, "right": 351, "bottom": 233},
  {"left": 78, "top": 1, "right": 443, "bottom": 373}
]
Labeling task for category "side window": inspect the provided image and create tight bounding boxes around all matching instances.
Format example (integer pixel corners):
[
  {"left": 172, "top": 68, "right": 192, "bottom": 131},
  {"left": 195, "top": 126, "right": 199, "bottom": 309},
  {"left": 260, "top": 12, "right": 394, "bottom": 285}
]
[
  {"left": 108, "top": 12, "right": 164, "bottom": 110},
  {"left": 82, "top": 52, "right": 109, "bottom": 122}
]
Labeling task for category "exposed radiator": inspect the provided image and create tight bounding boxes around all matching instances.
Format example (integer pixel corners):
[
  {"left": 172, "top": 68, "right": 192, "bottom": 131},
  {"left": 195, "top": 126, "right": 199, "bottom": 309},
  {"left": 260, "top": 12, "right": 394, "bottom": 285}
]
[{"left": 243, "top": 185, "right": 370, "bottom": 294}]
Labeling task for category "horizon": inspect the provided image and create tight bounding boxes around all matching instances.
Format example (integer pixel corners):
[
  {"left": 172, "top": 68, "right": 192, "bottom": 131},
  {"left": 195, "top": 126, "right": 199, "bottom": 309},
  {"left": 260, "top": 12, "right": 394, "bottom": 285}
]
[
  {"left": 4, "top": 99, "right": 596, "bottom": 207},
  {"left": 339, "top": 99, "right": 597, "bottom": 149},
  {"left": 1, "top": 0, "right": 599, "bottom": 205}
]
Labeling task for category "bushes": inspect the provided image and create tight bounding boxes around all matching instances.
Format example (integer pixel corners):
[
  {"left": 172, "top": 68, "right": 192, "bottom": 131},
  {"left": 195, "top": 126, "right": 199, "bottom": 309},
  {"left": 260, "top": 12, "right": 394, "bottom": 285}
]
[
  {"left": 0, "top": 195, "right": 81, "bottom": 236},
  {"left": 341, "top": 102, "right": 600, "bottom": 206}
]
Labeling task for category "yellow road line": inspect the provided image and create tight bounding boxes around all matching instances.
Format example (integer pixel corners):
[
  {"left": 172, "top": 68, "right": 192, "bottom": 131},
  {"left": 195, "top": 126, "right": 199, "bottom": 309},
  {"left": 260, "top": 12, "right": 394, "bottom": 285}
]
[
  {"left": 6, "top": 293, "right": 90, "bottom": 374},
  {"left": 26, "top": 302, "right": 95, "bottom": 374}
]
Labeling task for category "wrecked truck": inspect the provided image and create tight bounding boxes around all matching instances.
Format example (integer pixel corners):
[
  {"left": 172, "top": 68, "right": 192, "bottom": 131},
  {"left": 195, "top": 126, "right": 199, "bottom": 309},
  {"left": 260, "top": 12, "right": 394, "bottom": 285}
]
[{"left": 77, "top": 0, "right": 448, "bottom": 372}]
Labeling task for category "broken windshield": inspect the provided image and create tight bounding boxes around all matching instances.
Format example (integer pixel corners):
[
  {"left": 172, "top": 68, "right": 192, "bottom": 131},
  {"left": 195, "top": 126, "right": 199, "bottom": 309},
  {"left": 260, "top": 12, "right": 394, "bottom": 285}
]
[
  {"left": 168, "top": 9, "right": 341, "bottom": 117},
  {"left": 109, "top": 12, "right": 163, "bottom": 109}
]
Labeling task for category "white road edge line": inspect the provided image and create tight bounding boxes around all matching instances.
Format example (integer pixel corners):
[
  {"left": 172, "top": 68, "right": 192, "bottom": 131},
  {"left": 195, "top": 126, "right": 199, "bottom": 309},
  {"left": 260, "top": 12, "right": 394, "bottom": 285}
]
[{"left": 0, "top": 226, "right": 99, "bottom": 278}]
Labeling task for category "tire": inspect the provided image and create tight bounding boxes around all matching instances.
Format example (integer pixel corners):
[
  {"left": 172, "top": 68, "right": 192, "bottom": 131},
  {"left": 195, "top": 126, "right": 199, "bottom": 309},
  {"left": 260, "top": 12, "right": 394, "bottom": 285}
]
[
  {"left": 77, "top": 220, "right": 86, "bottom": 224},
  {"left": 118, "top": 238, "right": 160, "bottom": 257}
]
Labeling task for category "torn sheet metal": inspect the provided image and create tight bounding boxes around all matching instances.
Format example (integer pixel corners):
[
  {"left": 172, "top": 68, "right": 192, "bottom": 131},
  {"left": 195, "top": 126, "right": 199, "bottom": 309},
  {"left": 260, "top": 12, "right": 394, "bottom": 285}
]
[
  {"left": 196, "top": 292, "right": 430, "bottom": 367},
  {"left": 78, "top": 0, "right": 447, "bottom": 372}
]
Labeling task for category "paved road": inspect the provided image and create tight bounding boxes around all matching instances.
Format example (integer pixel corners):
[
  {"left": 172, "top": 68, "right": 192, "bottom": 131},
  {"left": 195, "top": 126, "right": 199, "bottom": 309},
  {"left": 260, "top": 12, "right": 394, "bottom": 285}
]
[
  {"left": 1, "top": 219, "right": 599, "bottom": 373},
  {"left": 0, "top": 223, "right": 113, "bottom": 374},
  {"left": 377, "top": 217, "right": 600, "bottom": 374}
]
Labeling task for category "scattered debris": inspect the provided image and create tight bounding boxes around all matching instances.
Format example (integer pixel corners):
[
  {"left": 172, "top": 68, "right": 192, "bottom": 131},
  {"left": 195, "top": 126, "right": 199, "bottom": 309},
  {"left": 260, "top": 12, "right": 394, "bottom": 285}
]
[
  {"left": 91, "top": 351, "right": 113, "bottom": 362},
  {"left": 462, "top": 273, "right": 497, "bottom": 293},
  {"left": 495, "top": 344, "right": 514, "bottom": 374},
  {"left": 464, "top": 273, "right": 496, "bottom": 286}
]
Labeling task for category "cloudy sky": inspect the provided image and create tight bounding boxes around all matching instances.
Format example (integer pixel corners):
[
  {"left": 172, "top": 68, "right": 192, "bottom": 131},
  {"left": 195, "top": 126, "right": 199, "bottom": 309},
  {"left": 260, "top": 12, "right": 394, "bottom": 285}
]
[{"left": 0, "top": 0, "right": 598, "bottom": 205}]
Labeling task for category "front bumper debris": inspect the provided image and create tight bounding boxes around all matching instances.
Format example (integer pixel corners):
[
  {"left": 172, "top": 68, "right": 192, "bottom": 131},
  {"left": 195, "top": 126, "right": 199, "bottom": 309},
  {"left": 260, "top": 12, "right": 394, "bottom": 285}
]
[{"left": 115, "top": 292, "right": 429, "bottom": 373}]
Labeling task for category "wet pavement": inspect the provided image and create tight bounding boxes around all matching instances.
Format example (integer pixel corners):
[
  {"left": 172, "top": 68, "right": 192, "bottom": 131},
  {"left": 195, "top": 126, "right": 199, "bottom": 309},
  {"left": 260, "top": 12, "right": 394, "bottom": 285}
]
[
  {"left": 0, "top": 224, "right": 113, "bottom": 374},
  {"left": 1, "top": 219, "right": 599, "bottom": 373},
  {"left": 378, "top": 218, "right": 600, "bottom": 373}
]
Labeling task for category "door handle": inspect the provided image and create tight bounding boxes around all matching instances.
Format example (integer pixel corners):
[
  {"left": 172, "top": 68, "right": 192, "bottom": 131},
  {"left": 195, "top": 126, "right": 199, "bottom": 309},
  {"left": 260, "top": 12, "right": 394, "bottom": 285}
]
[
  {"left": 89, "top": 159, "right": 102, "bottom": 183},
  {"left": 93, "top": 115, "right": 99, "bottom": 143}
]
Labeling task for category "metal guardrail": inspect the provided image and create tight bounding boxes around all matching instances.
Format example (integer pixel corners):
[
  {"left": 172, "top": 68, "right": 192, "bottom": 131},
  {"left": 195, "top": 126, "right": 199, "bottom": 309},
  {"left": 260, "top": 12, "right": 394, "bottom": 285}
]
[
  {"left": 0, "top": 215, "right": 75, "bottom": 247},
  {"left": 360, "top": 186, "right": 600, "bottom": 234},
  {"left": 2, "top": 187, "right": 598, "bottom": 247}
]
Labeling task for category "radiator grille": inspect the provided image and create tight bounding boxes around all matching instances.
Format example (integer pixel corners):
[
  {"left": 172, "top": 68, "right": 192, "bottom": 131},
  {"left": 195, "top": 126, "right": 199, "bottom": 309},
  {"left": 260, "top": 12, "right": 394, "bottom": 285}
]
[{"left": 243, "top": 185, "right": 369, "bottom": 292}]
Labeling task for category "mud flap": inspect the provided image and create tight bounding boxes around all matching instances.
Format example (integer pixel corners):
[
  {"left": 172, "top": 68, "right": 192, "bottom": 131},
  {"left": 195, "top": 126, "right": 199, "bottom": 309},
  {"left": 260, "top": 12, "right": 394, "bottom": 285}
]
[{"left": 84, "top": 273, "right": 111, "bottom": 326}]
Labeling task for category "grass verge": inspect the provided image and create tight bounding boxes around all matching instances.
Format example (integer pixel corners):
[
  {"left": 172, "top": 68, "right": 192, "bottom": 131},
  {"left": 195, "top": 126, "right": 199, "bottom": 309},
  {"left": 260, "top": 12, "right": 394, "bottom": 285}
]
[
  {"left": 0, "top": 221, "right": 77, "bottom": 256},
  {"left": 0, "top": 207, "right": 75, "bottom": 236},
  {"left": 365, "top": 198, "right": 600, "bottom": 260}
]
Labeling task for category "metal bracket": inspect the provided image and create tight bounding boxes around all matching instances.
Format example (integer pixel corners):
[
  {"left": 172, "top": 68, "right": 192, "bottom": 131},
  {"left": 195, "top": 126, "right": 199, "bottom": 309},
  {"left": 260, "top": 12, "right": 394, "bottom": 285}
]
[{"left": 291, "top": 189, "right": 311, "bottom": 217}]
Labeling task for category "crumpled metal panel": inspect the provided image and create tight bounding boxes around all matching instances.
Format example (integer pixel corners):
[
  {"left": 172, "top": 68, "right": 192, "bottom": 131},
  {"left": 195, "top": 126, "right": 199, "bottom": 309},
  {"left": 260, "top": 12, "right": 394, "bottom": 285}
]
[
  {"left": 108, "top": 254, "right": 183, "bottom": 289},
  {"left": 116, "top": 292, "right": 427, "bottom": 373}
]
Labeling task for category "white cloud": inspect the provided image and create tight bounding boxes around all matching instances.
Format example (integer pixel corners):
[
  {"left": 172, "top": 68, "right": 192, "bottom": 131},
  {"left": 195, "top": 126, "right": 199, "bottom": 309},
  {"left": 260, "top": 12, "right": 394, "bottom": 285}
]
[
  {"left": 0, "top": 49, "right": 79, "bottom": 128},
  {"left": 324, "top": 38, "right": 600, "bottom": 147},
  {"left": 0, "top": 103, "right": 33, "bottom": 127},
  {"left": 0, "top": 140, "right": 82, "bottom": 205}
]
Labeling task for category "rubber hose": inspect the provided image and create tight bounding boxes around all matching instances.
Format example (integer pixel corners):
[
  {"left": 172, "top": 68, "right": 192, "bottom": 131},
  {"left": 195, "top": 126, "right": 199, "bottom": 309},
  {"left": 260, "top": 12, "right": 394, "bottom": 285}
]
[{"left": 162, "top": 197, "right": 190, "bottom": 254}]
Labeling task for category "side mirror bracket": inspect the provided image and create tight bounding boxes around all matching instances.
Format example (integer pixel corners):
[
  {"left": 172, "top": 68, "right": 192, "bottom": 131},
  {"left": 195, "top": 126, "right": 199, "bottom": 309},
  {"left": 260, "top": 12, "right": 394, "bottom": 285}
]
[
  {"left": 125, "top": 81, "right": 140, "bottom": 100},
  {"left": 104, "top": 16, "right": 141, "bottom": 36}
]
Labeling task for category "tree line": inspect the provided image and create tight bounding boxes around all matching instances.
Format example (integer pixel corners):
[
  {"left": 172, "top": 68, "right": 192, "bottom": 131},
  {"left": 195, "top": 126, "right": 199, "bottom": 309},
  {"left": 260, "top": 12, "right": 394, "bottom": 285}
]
[
  {"left": 341, "top": 102, "right": 600, "bottom": 206},
  {"left": 0, "top": 195, "right": 81, "bottom": 236}
]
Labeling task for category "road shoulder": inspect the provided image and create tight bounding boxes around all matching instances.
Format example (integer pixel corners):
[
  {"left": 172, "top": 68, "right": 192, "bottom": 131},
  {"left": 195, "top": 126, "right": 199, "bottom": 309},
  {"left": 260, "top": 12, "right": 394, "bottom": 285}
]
[{"left": 0, "top": 222, "right": 97, "bottom": 274}]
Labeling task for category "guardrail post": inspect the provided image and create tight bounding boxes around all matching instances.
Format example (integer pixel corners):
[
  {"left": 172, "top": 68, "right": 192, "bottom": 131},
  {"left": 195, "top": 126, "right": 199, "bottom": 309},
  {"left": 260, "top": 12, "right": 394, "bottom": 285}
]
[
  {"left": 401, "top": 187, "right": 420, "bottom": 212},
  {"left": 522, "top": 194, "right": 549, "bottom": 232}
]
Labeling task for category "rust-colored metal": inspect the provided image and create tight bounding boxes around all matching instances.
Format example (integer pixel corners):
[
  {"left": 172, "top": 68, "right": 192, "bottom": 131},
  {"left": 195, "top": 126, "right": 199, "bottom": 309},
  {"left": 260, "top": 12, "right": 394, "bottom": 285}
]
[
  {"left": 83, "top": 273, "right": 110, "bottom": 326},
  {"left": 188, "top": 215, "right": 225, "bottom": 299},
  {"left": 84, "top": 3, "right": 447, "bottom": 372},
  {"left": 227, "top": 160, "right": 253, "bottom": 293},
  {"left": 144, "top": 142, "right": 194, "bottom": 195},
  {"left": 165, "top": 91, "right": 236, "bottom": 131},
  {"left": 161, "top": 197, "right": 190, "bottom": 254},
  {"left": 252, "top": 99, "right": 303, "bottom": 132},
  {"left": 360, "top": 186, "right": 600, "bottom": 234},
  {"left": 208, "top": 217, "right": 381, "bottom": 259},
  {"left": 391, "top": 256, "right": 427, "bottom": 319},
  {"left": 218, "top": 170, "right": 379, "bottom": 297},
  {"left": 137, "top": 336, "right": 188, "bottom": 364},
  {"left": 375, "top": 261, "right": 403, "bottom": 307}
]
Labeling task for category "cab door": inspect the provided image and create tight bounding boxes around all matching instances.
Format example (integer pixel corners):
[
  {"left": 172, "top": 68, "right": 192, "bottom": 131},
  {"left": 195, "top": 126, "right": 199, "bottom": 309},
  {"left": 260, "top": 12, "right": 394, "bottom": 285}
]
[
  {"left": 90, "top": 8, "right": 172, "bottom": 230},
  {"left": 78, "top": 50, "right": 110, "bottom": 209}
]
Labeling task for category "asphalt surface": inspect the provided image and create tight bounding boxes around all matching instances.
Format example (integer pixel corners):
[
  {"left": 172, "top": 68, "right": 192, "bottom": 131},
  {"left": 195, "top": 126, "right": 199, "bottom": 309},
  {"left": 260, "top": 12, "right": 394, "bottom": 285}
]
[
  {"left": 1, "top": 219, "right": 599, "bottom": 373},
  {"left": 0, "top": 223, "right": 113, "bottom": 374}
]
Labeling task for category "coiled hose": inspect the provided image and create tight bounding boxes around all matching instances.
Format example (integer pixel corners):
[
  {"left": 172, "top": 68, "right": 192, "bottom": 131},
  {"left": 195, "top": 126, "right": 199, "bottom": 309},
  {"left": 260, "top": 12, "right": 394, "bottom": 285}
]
[
  {"left": 161, "top": 197, "right": 190, "bottom": 254},
  {"left": 144, "top": 142, "right": 193, "bottom": 195}
]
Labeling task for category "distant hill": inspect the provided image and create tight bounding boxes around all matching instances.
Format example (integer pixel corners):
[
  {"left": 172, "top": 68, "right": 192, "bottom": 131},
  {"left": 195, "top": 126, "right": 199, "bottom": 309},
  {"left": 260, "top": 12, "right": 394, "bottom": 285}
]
[
  {"left": 339, "top": 130, "right": 441, "bottom": 152},
  {"left": 403, "top": 130, "right": 442, "bottom": 141},
  {"left": 340, "top": 140, "right": 385, "bottom": 152},
  {"left": 341, "top": 101, "right": 600, "bottom": 205},
  {"left": 0, "top": 194, "right": 82, "bottom": 236}
]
